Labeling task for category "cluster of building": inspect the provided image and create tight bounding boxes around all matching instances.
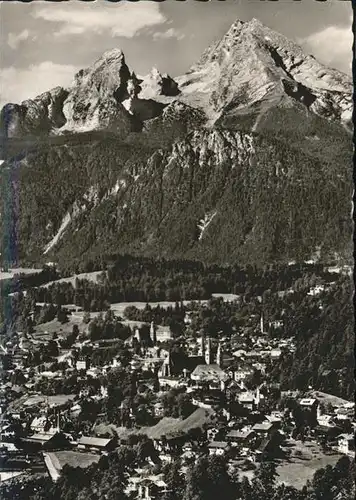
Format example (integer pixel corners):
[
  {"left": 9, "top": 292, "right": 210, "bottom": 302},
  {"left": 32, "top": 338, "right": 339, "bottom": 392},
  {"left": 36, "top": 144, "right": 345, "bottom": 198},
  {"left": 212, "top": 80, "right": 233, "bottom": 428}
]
[{"left": 0, "top": 304, "right": 355, "bottom": 496}]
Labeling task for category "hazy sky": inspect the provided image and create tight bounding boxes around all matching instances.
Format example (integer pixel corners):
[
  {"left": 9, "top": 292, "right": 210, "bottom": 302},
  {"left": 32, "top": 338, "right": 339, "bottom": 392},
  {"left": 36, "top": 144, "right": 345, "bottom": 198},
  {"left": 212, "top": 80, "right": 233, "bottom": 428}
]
[{"left": 0, "top": 0, "right": 353, "bottom": 106}]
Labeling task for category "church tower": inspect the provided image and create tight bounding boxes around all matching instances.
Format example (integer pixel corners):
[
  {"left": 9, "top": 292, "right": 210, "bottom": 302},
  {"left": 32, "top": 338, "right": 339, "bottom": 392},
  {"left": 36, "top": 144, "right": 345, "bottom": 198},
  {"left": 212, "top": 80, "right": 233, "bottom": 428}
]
[
  {"left": 150, "top": 321, "right": 157, "bottom": 345},
  {"left": 135, "top": 327, "right": 141, "bottom": 343},
  {"left": 216, "top": 341, "right": 222, "bottom": 367},
  {"left": 205, "top": 337, "right": 212, "bottom": 365},
  {"left": 260, "top": 312, "right": 265, "bottom": 335},
  {"left": 199, "top": 332, "right": 205, "bottom": 357},
  {"left": 162, "top": 351, "right": 172, "bottom": 377}
]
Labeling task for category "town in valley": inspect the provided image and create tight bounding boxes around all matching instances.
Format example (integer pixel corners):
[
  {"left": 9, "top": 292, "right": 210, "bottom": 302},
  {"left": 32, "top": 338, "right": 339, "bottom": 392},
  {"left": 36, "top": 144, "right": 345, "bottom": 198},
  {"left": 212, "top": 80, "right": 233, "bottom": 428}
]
[{"left": 0, "top": 258, "right": 354, "bottom": 499}]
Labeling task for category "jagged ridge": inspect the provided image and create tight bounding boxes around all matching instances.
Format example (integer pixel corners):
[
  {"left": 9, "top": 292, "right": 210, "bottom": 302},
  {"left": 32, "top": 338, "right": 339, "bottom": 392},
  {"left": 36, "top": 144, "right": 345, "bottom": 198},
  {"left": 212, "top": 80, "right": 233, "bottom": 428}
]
[
  {"left": 1, "top": 18, "right": 352, "bottom": 139},
  {"left": 0, "top": 18, "right": 352, "bottom": 268}
]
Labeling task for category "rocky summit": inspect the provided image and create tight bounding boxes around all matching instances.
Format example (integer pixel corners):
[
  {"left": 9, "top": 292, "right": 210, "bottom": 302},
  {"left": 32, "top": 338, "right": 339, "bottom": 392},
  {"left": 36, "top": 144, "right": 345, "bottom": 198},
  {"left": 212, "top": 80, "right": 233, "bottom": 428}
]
[
  {"left": 0, "top": 18, "right": 352, "bottom": 267},
  {"left": 178, "top": 18, "right": 352, "bottom": 127},
  {"left": 1, "top": 19, "right": 352, "bottom": 139}
]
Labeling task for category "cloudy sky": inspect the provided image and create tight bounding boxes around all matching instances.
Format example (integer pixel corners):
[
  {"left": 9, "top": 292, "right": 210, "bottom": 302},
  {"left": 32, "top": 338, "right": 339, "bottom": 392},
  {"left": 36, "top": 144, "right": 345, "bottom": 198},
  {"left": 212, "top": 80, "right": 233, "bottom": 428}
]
[{"left": 0, "top": 0, "right": 353, "bottom": 106}]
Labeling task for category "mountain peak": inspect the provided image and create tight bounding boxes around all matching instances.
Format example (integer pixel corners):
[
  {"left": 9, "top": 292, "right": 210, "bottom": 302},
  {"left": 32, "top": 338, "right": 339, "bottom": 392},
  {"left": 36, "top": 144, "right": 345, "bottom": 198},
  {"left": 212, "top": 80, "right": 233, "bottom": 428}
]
[
  {"left": 95, "top": 48, "right": 125, "bottom": 64},
  {"left": 177, "top": 17, "right": 352, "bottom": 126},
  {"left": 0, "top": 19, "right": 352, "bottom": 139}
]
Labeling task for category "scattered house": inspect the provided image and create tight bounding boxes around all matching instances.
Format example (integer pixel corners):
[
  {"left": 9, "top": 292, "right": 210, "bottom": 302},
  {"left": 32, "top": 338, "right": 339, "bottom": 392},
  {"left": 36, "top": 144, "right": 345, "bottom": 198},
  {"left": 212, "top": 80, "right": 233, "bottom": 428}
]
[
  {"left": 270, "top": 349, "right": 282, "bottom": 360},
  {"left": 238, "top": 389, "right": 262, "bottom": 410},
  {"left": 138, "top": 478, "right": 168, "bottom": 499},
  {"left": 252, "top": 422, "right": 275, "bottom": 437},
  {"left": 299, "top": 398, "right": 318, "bottom": 419},
  {"left": 76, "top": 357, "right": 90, "bottom": 371},
  {"left": 192, "top": 390, "right": 223, "bottom": 410},
  {"left": 226, "top": 429, "right": 255, "bottom": 446},
  {"left": 77, "top": 435, "right": 116, "bottom": 453},
  {"left": 153, "top": 402, "right": 165, "bottom": 418},
  {"left": 254, "top": 437, "right": 273, "bottom": 462},
  {"left": 208, "top": 441, "right": 230, "bottom": 456},
  {"left": 238, "top": 392, "right": 255, "bottom": 411},
  {"left": 191, "top": 364, "right": 229, "bottom": 390},
  {"left": 128, "top": 475, "right": 168, "bottom": 500},
  {"left": 313, "top": 424, "right": 343, "bottom": 444},
  {"left": 20, "top": 432, "right": 71, "bottom": 452},
  {"left": 233, "top": 367, "right": 254, "bottom": 382},
  {"left": 337, "top": 434, "right": 355, "bottom": 455},
  {"left": 30, "top": 416, "right": 48, "bottom": 434},
  {"left": 266, "top": 411, "right": 283, "bottom": 428},
  {"left": 207, "top": 428, "right": 219, "bottom": 441},
  {"left": 317, "top": 414, "right": 335, "bottom": 428}
]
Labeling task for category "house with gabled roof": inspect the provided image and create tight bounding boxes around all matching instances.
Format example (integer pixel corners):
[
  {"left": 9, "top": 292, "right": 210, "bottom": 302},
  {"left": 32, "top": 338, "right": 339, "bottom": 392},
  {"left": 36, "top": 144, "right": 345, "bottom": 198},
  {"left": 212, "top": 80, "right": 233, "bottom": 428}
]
[
  {"left": 337, "top": 433, "right": 355, "bottom": 455},
  {"left": 77, "top": 435, "right": 116, "bottom": 453},
  {"left": 208, "top": 440, "right": 230, "bottom": 456}
]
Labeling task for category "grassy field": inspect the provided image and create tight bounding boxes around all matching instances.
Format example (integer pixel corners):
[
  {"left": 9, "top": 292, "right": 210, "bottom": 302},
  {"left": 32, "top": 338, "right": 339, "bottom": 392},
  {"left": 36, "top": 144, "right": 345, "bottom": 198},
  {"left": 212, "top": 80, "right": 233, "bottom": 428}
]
[
  {"left": 276, "top": 439, "right": 342, "bottom": 489},
  {"left": 0, "top": 268, "right": 42, "bottom": 281},
  {"left": 42, "top": 271, "right": 103, "bottom": 288},
  {"left": 95, "top": 407, "right": 215, "bottom": 441},
  {"left": 46, "top": 450, "right": 100, "bottom": 469},
  {"left": 310, "top": 391, "right": 352, "bottom": 408},
  {"left": 108, "top": 294, "right": 238, "bottom": 315},
  {"left": 32, "top": 316, "right": 86, "bottom": 341},
  {"left": 7, "top": 394, "right": 77, "bottom": 412},
  {"left": 32, "top": 311, "right": 168, "bottom": 341}
]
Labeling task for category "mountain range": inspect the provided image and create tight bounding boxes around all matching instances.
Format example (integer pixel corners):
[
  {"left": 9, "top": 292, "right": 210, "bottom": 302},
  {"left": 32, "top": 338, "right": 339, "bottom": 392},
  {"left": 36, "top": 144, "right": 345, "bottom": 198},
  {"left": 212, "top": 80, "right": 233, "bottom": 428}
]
[{"left": 0, "top": 18, "right": 353, "bottom": 267}]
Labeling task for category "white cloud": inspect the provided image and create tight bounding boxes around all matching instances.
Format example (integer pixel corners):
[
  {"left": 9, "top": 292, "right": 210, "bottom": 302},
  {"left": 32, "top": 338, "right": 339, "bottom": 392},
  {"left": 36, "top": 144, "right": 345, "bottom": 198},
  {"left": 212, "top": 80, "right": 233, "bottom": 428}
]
[
  {"left": 7, "top": 29, "right": 33, "bottom": 50},
  {"left": 300, "top": 21, "right": 352, "bottom": 74},
  {"left": 153, "top": 28, "right": 185, "bottom": 42},
  {"left": 0, "top": 62, "right": 78, "bottom": 106},
  {"left": 33, "top": 2, "right": 166, "bottom": 38}
]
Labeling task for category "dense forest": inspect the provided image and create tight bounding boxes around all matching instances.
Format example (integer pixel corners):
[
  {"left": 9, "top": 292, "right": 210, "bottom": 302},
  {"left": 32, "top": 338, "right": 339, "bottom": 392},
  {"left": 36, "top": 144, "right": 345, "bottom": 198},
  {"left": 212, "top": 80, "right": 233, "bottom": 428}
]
[
  {"left": 271, "top": 277, "right": 354, "bottom": 399},
  {"left": 1, "top": 125, "right": 352, "bottom": 268},
  {"left": 20, "top": 258, "right": 341, "bottom": 310}
]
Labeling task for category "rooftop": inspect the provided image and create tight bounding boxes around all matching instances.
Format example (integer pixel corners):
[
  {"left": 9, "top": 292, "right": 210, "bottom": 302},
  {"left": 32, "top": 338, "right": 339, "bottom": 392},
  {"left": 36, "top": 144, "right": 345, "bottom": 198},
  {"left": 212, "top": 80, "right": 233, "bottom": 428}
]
[
  {"left": 252, "top": 422, "right": 274, "bottom": 432},
  {"left": 226, "top": 429, "right": 253, "bottom": 439},
  {"left": 300, "top": 398, "right": 317, "bottom": 406},
  {"left": 77, "top": 436, "right": 114, "bottom": 448},
  {"left": 208, "top": 441, "right": 229, "bottom": 449},
  {"left": 24, "top": 431, "right": 63, "bottom": 444},
  {"left": 191, "top": 364, "right": 228, "bottom": 382}
]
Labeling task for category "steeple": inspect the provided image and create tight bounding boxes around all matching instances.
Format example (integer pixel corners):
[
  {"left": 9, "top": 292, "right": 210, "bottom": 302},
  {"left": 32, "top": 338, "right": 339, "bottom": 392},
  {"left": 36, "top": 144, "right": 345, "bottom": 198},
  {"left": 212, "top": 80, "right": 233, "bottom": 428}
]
[
  {"left": 150, "top": 321, "right": 157, "bottom": 345},
  {"left": 216, "top": 341, "right": 222, "bottom": 367},
  {"left": 162, "top": 351, "right": 172, "bottom": 377},
  {"left": 199, "top": 332, "right": 205, "bottom": 357},
  {"left": 56, "top": 411, "right": 61, "bottom": 433},
  {"left": 260, "top": 312, "right": 265, "bottom": 335},
  {"left": 205, "top": 336, "right": 212, "bottom": 365}
]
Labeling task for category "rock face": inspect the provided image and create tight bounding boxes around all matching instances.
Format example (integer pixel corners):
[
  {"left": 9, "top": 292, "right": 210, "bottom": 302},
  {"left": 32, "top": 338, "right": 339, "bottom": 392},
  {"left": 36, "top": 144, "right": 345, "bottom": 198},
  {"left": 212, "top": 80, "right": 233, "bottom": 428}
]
[
  {"left": 1, "top": 87, "right": 69, "bottom": 137},
  {"left": 1, "top": 49, "right": 180, "bottom": 138},
  {"left": 139, "top": 67, "right": 180, "bottom": 100},
  {"left": 177, "top": 18, "right": 352, "bottom": 127},
  {"left": 61, "top": 49, "right": 133, "bottom": 134}
]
